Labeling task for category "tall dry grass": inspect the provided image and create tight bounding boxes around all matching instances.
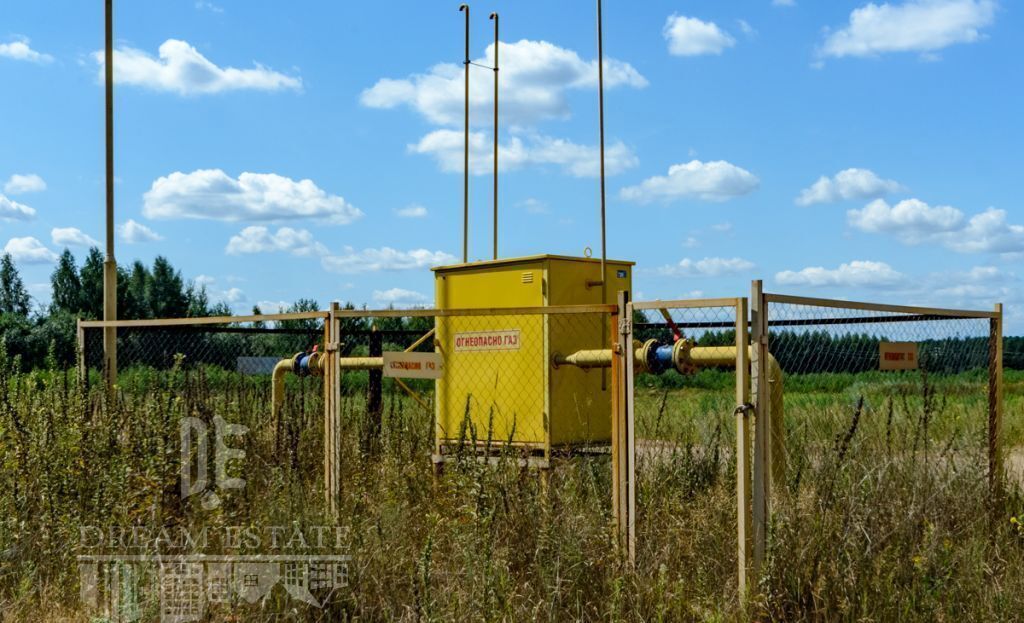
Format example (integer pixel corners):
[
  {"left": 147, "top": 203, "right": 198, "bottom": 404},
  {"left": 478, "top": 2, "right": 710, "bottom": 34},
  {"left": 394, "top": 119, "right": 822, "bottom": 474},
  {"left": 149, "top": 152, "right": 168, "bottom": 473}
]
[{"left": 0, "top": 346, "right": 1022, "bottom": 621}]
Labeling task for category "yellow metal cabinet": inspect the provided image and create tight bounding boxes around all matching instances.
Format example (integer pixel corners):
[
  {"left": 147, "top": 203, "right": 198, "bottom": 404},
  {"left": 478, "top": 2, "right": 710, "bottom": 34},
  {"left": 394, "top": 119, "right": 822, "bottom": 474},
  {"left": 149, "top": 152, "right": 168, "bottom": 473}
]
[{"left": 433, "top": 255, "right": 633, "bottom": 454}]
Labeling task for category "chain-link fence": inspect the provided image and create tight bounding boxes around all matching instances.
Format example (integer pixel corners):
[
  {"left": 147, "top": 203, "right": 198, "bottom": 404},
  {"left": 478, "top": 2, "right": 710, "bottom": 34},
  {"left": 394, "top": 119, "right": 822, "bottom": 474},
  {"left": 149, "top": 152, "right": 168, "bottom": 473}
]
[
  {"left": 323, "top": 306, "right": 617, "bottom": 466},
  {"left": 757, "top": 292, "right": 1003, "bottom": 605},
  {"left": 76, "top": 292, "right": 1005, "bottom": 608},
  {"left": 625, "top": 298, "right": 750, "bottom": 592},
  {"left": 762, "top": 294, "right": 999, "bottom": 492},
  {"left": 80, "top": 313, "right": 331, "bottom": 465}
]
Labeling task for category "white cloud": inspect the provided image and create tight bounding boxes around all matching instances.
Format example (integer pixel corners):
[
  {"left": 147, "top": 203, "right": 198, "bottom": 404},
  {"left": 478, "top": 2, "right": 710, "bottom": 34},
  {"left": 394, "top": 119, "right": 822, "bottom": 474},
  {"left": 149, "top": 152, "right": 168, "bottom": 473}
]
[
  {"left": 118, "top": 219, "right": 163, "bottom": 244},
  {"left": 773, "top": 0, "right": 796, "bottom": 6},
  {"left": 189, "top": 275, "right": 247, "bottom": 308},
  {"left": 215, "top": 287, "right": 245, "bottom": 303},
  {"left": 929, "top": 266, "right": 1014, "bottom": 301},
  {"left": 711, "top": 222, "right": 734, "bottom": 233},
  {"left": 372, "top": 288, "right": 430, "bottom": 307},
  {"left": 225, "top": 226, "right": 328, "bottom": 257},
  {"left": 360, "top": 39, "right": 646, "bottom": 127},
  {"left": 0, "top": 194, "right": 36, "bottom": 221},
  {"left": 321, "top": 247, "right": 456, "bottom": 274},
  {"left": 850, "top": 199, "right": 1024, "bottom": 256},
  {"left": 948, "top": 208, "right": 1024, "bottom": 254},
  {"left": 195, "top": 1, "right": 224, "bottom": 13},
  {"left": 796, "top": 168, "right": 905, "bottom": 205},
  {"left": 143, "top": 169, "right": 362, "bottom": 224},
  {"left": 0, "top": 38, "right": 53, "bottom": 64},
  {"left": 519, "top": 198, "right": 548, "bottom": 214},
  {"left": 847, "top": 198, "right": 963, "bottom": 240},
  {"left": 51, "top": 227, "right": 99, "bottom": 248},
  {"left": 254, "top": 300, "right": 292, "bottom": 314},
  {"left": 820, "top": 0, "right": 997, "bottom": 59},
  {"left": 657, "top": 257, "right": 755, "bottom": 277},
  {"left": 93, "top": 39, "right": 301, "bottom": 95},
  {"left": 663, "top": 15, "right": 736, "bottom": 56},
  {"left": 620, "top": 160, "right": 759, "bottom": 203},
  {"left": 775, "top": 260, "right": 906, "bottom": 288},
  {"left": 395, "top": 205, "right": 428, "bottom": 218},
  {"left": 4, "top": 174, "right": 46, "bottom": 195},
  {"left": 410, "top": 130, "right": 637, "bottom": 178},
  {"left": 3, "top": 237, "right": 58, "bottom": 264}
]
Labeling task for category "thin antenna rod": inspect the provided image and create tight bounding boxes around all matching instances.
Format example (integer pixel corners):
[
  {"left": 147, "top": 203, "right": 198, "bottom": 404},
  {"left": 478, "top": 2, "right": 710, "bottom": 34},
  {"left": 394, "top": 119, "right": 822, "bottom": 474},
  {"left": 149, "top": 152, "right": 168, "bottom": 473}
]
[
  {"left": 490, "top": 12, "right": 499, "bottom": 260},
  {"left": 588, "top": 0, "right": 608, "bottom": 296},
  {"left": 460, "top": 4, "right": 470, "bottom": 263}
]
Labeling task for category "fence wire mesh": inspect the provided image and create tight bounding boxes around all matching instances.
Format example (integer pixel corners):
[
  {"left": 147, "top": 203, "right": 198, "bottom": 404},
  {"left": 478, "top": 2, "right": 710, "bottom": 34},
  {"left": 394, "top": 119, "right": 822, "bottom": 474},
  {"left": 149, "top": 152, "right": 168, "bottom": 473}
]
[
  {"left": 81, "top": 317, "right": 328, "bottom": 466},
  {"left": 763, "top": 298, "right": 997, "bottom": 577},
  {"left": 630, "top": 302, "right": 743, "bottom": 578},
  {"left": 330, "top": 308, "right": 615, "bottom": 462}
]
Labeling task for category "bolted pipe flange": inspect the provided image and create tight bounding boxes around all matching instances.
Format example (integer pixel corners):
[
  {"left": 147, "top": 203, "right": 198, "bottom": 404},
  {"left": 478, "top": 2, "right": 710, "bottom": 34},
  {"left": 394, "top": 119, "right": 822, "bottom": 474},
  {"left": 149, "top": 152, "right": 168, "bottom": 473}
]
[
  {"left": 294, "top": 351, "right": 325, "bottom": 378},
  {"left": 634, "top": 339, "right": 657, "bottom": 374},
  {"left": 672, "top": 339, "right": 698, "bottom": 375}
]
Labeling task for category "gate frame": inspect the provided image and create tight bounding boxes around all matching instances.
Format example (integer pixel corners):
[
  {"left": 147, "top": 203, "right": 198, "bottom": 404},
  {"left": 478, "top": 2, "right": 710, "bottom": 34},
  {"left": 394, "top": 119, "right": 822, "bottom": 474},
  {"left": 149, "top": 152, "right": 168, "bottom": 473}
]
[
  {"left": 625, "top": 296, "right": 754, "bottom": 600},
  {"left": 758, "top": 289, "right": 1005, "bottom": 505}
]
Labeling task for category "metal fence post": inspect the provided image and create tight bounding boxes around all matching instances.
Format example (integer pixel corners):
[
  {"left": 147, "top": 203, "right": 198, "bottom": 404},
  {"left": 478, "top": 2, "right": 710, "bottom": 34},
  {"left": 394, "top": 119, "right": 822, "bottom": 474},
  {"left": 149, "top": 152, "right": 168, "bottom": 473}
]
[
  {"left": 365, "top": 325, "right": 383, "bottom": 454},
  {"left": 76, "top": 319, "right": 87, "bottom": 387},
  {"left": 989, "top": 302, "right": 1004, "bottom": 512},
  {"left": 735, "top": 297, "right": 753, "bottom": 603},
  {"left": 750, "top": 280, "right": 770, "bottom": 580},
  {"left": 611, "top": 290, "right": 634, "bottom": 564},
  {"left": 326, "top": 301, "right": 341, "bottom": 517}
]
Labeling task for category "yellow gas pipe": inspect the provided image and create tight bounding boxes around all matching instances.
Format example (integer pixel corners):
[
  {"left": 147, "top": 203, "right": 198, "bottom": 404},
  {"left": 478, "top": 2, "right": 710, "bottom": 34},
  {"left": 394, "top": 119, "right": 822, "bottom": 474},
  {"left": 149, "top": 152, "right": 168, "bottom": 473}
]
[
  {"left": 554, "top": 341, "right": 787, "bottom": 484},
  {"left": 272, "top": 351, "right": 326, "bottom": 424}
]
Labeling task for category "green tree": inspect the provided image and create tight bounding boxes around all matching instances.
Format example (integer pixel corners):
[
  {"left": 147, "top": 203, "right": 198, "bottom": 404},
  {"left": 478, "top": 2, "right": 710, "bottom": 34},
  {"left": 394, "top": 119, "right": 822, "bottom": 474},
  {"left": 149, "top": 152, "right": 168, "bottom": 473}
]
[
  {"left": 50, "top": 250, "right": 82, "bottom": 314},
  {"left": 146, "top": 256, "right": 188, "bottom": 318},
  {"left": 251, "top": 305, "right": 265, "bottom": 329},
  {"left": 79, "top": 247, "right": 104, "bottom": 319},
  {"left": 120, "top": 260, "right": 150, "bottom": 320},
  {"left": 186, "top": 282, "right": 211, "bottom": 318},
  {"left": 0, "top": 253, "right": 31, "bottom": 316}
]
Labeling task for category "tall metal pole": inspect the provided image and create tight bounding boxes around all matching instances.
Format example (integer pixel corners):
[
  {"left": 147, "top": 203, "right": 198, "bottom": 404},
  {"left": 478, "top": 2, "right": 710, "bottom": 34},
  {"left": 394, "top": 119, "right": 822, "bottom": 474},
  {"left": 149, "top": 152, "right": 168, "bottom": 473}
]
[
  {"left": 459, "top": 4, "right": 470, "bottom": 263},
  {"left": 103, "top": 0, "right": 118, "bottom": 390},
  {"left": 596, "top": 0, "right": 607, "bottom": 300},
  {"left": 490, "top": 12, "right": 499, "bottom": 261}
]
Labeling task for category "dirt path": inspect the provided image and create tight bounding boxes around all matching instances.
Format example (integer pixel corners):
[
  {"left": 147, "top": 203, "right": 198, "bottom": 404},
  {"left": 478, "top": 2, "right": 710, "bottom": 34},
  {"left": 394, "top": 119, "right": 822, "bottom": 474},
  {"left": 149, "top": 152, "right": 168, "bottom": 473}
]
[{"left": 1007, "top": 447, "right": 1024, "bottom": 488}]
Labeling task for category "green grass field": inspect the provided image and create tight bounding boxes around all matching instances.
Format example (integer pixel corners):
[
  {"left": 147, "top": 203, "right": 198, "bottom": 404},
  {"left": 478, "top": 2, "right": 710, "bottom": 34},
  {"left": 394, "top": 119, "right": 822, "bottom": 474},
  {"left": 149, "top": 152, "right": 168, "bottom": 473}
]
[{"left": 1, "top": 358, "right": 1022, "bottom": 621}]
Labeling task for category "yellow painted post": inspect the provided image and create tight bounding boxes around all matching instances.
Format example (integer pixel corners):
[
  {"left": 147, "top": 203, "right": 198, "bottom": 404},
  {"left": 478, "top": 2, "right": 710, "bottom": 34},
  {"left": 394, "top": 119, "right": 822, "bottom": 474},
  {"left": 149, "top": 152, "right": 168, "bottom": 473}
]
[
  {"left": 76, "top": 319, "right": 86, "bottom": 387},
  {"left": 325, "top": 303, "right": 339, "bottom": 517},
  {"left": 735, "top": 297, "right": 753, "bottom": 602},
  {"left": 611, "top": 291, "right": 634, "bottom": 563},
  {"left": 750, "top": 280, "right": 770, "bottom": 579},
  {"left": 103, "top": 264, "right": 117, "bottom": 391},
  {"left": 989, "top": 303, "right": 1004, "bottom": 512}
]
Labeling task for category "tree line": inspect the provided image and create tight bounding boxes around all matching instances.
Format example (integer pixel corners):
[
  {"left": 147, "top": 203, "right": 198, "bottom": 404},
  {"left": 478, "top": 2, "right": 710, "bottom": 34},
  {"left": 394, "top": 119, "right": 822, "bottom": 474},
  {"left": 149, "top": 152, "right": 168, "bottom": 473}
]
[
  {"left": 0, "top": 248, "right": 307, "bottom": 370},
  {"left": 1, "top": 249, "right": 1021, "bottom": 373}
]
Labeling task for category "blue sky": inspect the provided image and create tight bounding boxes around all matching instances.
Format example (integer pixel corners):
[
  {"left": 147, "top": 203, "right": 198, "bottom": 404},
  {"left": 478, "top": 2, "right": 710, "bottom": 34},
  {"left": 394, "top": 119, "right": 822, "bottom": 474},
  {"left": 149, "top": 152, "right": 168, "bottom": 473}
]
[{"left": 1, "top": 0, "right": 1021, "bottom": 327}]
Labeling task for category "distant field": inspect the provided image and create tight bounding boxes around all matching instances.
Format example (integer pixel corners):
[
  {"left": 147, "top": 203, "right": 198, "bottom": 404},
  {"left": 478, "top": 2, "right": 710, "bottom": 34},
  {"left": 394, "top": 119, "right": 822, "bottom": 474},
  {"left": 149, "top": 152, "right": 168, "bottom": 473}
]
[{"left": 1, "top": 362, "right": 1022, "bottom": 621}]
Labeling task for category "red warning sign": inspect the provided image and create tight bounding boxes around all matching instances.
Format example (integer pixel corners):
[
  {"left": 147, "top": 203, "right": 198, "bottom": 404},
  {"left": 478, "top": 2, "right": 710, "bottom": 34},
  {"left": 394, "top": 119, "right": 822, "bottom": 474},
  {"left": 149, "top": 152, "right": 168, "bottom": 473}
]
[{"left": 453, "top": 329, "right": 521, "bottom": 352}]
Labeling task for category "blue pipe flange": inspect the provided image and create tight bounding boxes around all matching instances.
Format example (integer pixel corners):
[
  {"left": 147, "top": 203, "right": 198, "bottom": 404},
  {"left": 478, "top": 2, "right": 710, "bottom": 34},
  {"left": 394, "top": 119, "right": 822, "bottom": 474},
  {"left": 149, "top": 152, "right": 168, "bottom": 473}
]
[
  {"left": 637, "top": 339, "right": 670, "bottom": 375},
  {"left": 293, "top": 352, "right": 312, "bottom": 377}
]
